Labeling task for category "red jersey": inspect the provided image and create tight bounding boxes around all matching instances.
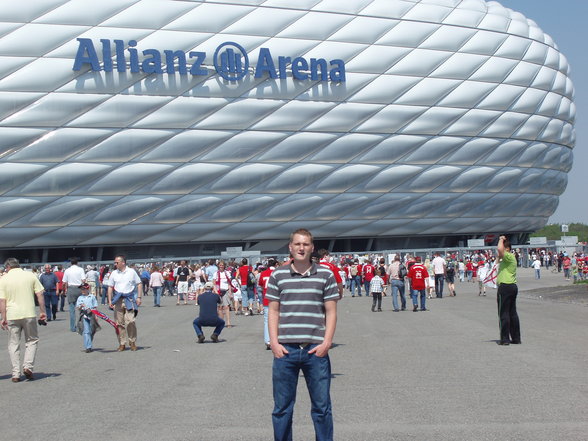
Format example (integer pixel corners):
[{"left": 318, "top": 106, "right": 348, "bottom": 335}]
[
  {"left": 408, "top": 263, "right": 429, "bottom": 290},
  {"left": 319, "top": 260, "right": 342, "bottom": 284},
  {"left": 238, "top": 265, "right": 252, "bottom": 285},
  {"left": 363, "top": 264, "right": 375, "bottom": 282},
  {"left": 259, "top": 267, "right": 275, "bottom": 307},
  {"left": 54, "top": 270, "right": 64, "bottom": 291}
]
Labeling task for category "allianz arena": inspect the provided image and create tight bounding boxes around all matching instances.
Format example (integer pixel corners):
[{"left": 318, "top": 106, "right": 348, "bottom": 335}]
[{"left": 0, "top": 0, "right": 575, "bottom": 260}]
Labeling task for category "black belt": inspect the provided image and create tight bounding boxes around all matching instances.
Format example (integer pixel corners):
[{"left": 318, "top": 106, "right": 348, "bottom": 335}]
[{"left": 286, "top": 342, "right": 311, "bottom": 349}]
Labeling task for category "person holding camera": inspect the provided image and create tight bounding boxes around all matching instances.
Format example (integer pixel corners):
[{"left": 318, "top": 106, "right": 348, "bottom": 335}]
[
  {"left": 496, "top": 235, "right": 521, "bottom": 345},
  {"left": 0, "top": 258, "right": 46, "bottom": 382}
]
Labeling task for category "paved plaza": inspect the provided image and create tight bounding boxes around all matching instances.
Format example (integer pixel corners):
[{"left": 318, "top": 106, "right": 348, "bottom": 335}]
[{"left": 1, "top": 267, "right": 587, "bottom": 441}]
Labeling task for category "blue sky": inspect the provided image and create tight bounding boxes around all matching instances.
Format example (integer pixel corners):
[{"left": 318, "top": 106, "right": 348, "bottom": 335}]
[{"left": 496, "top": 0, "right": 588, "bottom": 224}]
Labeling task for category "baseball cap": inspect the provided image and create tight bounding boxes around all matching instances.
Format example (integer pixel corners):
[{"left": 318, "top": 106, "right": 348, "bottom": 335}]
[
  {"left": 80, "top": 282, "right": 90, "bottom": 290},
  {"left": 204, "top": 281, "right": 214, "bottom": 290}
]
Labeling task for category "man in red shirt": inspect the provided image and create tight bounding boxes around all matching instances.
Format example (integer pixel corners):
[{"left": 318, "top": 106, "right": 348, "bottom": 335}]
[
  {"left": 407, "top": 256, "right": 429, "bottom": 312},
  {"left": 259, "top": 259, "right": 276, "bottom": 350},
  {"left": 54, "top": 265, "right": 65, "bottom": 312},
  {"left": 362, "top": 259, "right": 375, "bottom": 298},
  {"left": 237, "top": 258, "right": 255, "bottom": 315},
  {"left": 318, "top": 249, "right": 343, "bottom": 298}
]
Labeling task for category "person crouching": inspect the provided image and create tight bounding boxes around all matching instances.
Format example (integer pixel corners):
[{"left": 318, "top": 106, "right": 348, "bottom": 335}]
[{"left": 193, "top": 282, "right": 225, "bottom": 343}]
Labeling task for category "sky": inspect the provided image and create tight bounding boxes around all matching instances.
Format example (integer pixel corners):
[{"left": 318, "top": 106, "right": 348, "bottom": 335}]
[{"left": 496, "top": 0, "right": 588, "bottom": 224}]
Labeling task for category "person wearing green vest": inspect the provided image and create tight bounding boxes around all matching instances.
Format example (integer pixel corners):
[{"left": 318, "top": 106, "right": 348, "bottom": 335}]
[{"left": 496, "top": 235, "right": 521, "bottom": 346}]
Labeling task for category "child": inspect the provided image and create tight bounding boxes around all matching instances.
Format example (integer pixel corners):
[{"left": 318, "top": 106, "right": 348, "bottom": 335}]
[
  {"left": 230, "top": 277, "right": 243, "bottom": 315},
  {"left": 370, "top": 268, "right": 386, "bottom": 312},
  {"left": 76, "top": 283, "right": 99, "bottom": 353}
]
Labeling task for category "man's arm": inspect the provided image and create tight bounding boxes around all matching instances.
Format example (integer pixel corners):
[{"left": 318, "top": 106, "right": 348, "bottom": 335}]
[
  {"left": 136, "top": 282, "right": 143, "bottom": 306},
  {"left": 497, "top": 235, "right": 506, "bottom": 259},
  {"left": 107, "top": 286, "right": 114, "bottom": 308},
  {"left": 268, "top": 301, "right": 288, "bottom": 358},
  {"left": 309, "top": 300, "right": 337, "bottom": 358},
  {"left": 35, "top": 290, "right": 46, "bottom": 321},
  {"left": 0, "top": 298, "right": 6, "bottom": 330}
]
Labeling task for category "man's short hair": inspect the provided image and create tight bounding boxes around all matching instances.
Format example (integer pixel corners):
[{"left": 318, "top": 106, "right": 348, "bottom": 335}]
[
  {"left": 268, "top": 258, "right": 277, "bottom": 267},
  {"left": 241, "top": 258, "right": 248, "bottom": 265},
  {"left": 289, "top": 228, "right": 313, "bottom": 244},
  {"left": 317, "top": 249, "right": 329, "bottom": 259},
  {"left": 4, "top": 258, "right": 19, "bottom": 268},
  {"left": 503, "top": 238, "right": 511, "bottom": 250},
  {"left": 70, "top": 257, "right": 78, "bottom": 265},
  {"left": 115, "top": 255, "right": 127, "bottom": 264},
  {"left": 394, "top": 255, "right": 400, "bottom": 261}
]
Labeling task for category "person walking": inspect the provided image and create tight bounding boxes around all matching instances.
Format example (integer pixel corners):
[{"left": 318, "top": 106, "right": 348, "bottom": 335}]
[
  {"left": 62, "top": 258, "right": 86, "bottom": 333},
  {"left": 0, "top": 258, "right": 46, "bottom": 382},
  {"left": 39, "top": 264, "right": 59, "bottom": 321},
  {"left": 496, "top": 236, "right": 521, "bottom": 346},
  {"left": 267, "top": 228, "right": 339, "bottom": 441},
  {"left": 149, "top": 266, "right": 164, "bottom": 307},
  {"left": 107, "top": 255, "right": 143, "bottom": 352}
]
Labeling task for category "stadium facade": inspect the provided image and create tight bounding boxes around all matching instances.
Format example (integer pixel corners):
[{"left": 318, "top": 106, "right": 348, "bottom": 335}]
[{"left": 0, "top": 0, "right": 575, "bottom": 262}]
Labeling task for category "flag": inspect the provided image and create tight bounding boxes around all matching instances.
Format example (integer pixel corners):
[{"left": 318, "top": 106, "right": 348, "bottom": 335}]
[{"left": 482, "top": 262, "right": 498, "bottom": 288}]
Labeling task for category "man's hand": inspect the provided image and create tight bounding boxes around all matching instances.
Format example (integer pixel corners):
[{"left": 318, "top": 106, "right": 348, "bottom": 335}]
[
  {"left": 309, "top": 341, "right": 331, "bottom": 358},
  {"left": 136, "top": 297, "right": 142, "bottom": 306},
  {"left": 39, "top": 312, "right": 47, "bottom": 321},
  {"left": 271, "top": 343, "right": 289, "bottom": 359},
  {"left": 1, "top": 319, "right": 7, "bottom": 330}
]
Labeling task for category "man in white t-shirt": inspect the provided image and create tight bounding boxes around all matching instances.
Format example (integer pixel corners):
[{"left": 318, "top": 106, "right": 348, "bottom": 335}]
[
  {"left": 107, "top": 255, "right": 143, "bottom": 352},
  {"left": 431, "top": 253, "right": 446, "bottom": 298},
  {"left": 532, "top": 257, "right": 542, "bottom": 280},
  {"left": 62, "top": 258, "right": 86, "bottom": 332}
]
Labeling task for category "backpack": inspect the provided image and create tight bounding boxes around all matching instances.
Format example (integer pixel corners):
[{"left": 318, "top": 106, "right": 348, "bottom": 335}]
[
  {"left": 398, "top": 264, "right": 408, "bottom": 278},
  {"left": 247, "top": 268, "right": 256, "bottom": 287}
]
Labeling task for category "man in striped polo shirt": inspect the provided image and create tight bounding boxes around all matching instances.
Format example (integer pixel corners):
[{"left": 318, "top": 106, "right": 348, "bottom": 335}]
[{"left": 267, "top": 228, "right": 339, "bottom": 441}]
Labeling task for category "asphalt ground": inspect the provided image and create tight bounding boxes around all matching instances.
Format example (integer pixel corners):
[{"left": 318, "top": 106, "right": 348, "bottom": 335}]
[{"left": 0, "top": 267, "right": 586, "bottom": 441}]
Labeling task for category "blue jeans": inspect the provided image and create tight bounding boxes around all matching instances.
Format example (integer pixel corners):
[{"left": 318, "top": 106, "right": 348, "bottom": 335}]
[
  {"left": 152, "top": 286, "right": 162, "bottom": 306},
  {"left": 390, "top": 279, "right": 405, "bottom": 310},
  {"left": 459, "top": 270, "right": 464, "bottom": 282},
  {"left": 44, "top": 291, "right": 58, "bottom": 319},
  {"left": 263, "top": 306, "right": 269, "bottom": 345},
  {"left": 193, "top": 317, "right": 225, "bottom": 337},
  {"left": 69, "top": 302, "right": 77, "bottom": 332},
  {"left": 241, "top": 285, "right": 254, "bottom": 309},
  {"left": 272, "top": 344, "right": 333, "bottom": 441},
  {"left": 411, "top": 289, "right": 426, "bottom": 310},
  {"left": 350, "top": 276, "right": 362, "bottom": 296},
  {"left": 434, "top": 274, "right": 444, "bottom": 298},
  {"left": 363, "top": 280, "right": 371, "bottom": 297},
  {"left": 82, "top": 318, "right": 92, "bottom": 349},
  {"left": 101, "top": 285, "right": 108, "bottom": 304},
  {"left": 535, "top": 269, "right": 541, "bottom": 279}
]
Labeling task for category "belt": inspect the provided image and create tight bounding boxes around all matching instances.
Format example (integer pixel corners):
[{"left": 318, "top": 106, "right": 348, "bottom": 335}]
[{"left": 286, "top": 342, "right": 312, "bottom": 349}]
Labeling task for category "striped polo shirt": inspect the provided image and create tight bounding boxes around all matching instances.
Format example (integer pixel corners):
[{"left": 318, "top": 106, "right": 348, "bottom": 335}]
[{"left": 266, "top": 262, "right": 339, "bottom": 344}]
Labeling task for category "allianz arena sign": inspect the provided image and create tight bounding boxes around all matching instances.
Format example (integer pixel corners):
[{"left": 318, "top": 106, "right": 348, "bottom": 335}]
[
  {"left": 0, "top": 0, "right": 576, "bottom": 249},
  {"left": 73, "top": 38, "right": 347, "bottom": 82}
]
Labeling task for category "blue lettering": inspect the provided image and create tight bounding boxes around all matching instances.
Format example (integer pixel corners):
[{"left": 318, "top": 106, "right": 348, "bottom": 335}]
[
  {"left": 142, "top": 49, "right": 163, "bottom": 74},
  {"left": 255, "top": 48, "right": 277, "bottom": 79},
  {"left": 329, "top": 59, "right": 346, "bottom": 82},
  {"left": 189, "top": 51, "right": 207, "bottom": 75},
  {"left": 291, "top": 57, "right": 309, "bottom": 81},
  {"left": 114, "top": 39, "right": 126, "bottom": 73},
  {"left": 100, "top": 39, "right": 112, "bottom": 72},
  {"left": 310, "top": 58, "right": 328, "bottom": 81},
  {"left": 278, "top": 56, "right": 291, "bottom": 79},
  {"left": 72, "top": 38, "right": 345, "bottom": 82},
  {"left": 73, "top": 38, "right": 100, "bottom": 71},
  {"left": 165, "top": 50, "right": 187, "bottom": 74},
  {"left": 128, "top": 40, "right": 140, "bottom": 73}
]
